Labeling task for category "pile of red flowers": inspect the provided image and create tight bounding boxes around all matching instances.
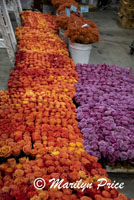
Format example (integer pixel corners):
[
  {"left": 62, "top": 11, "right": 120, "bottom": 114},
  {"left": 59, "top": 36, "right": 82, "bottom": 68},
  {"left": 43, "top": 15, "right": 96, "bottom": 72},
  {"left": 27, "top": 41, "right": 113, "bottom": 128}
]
[{"left": 0, "top": 10, "right": 131, "bottom": 200}]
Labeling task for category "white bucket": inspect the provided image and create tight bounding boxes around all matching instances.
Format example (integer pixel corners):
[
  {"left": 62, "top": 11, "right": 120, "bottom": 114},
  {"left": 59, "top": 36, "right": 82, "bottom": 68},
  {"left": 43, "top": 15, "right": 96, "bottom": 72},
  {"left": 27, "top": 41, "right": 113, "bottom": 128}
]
[
  {"left": 43, "top": 5, "right": 53, "bottom": 14},
  {"left": 69, "top": 41, "right": 92, "bottom": 64}
]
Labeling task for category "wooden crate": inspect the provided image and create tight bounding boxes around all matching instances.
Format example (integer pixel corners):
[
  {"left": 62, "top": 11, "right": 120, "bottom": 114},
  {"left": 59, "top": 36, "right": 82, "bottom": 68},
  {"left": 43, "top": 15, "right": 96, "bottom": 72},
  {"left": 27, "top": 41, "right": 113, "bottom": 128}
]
[
  {"left": 121, "top": 0, "right": 134, "bottom": 9},
  {"left": 119, "top": 14, "right": 134, "bottom": 28},
  {"left": 120, "top": 7, "right": 134, "bottom": 18},
  {"left": 125, "top": 0, "right": 134, "bottom": 3},
  {"left": 89, "top": 4, "right": 97, "bottom": 10}
]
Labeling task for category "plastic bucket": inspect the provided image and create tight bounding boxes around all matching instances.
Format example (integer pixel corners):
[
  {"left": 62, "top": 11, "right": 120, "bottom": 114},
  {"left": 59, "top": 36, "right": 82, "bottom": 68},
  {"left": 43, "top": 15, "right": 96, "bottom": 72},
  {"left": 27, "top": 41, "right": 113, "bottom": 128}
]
[
  {"left": 42, "top": 5, "right": 53, "bottom": 14},
  {"left": 69, "top": 41, "right": 92, "bottom": 64}
]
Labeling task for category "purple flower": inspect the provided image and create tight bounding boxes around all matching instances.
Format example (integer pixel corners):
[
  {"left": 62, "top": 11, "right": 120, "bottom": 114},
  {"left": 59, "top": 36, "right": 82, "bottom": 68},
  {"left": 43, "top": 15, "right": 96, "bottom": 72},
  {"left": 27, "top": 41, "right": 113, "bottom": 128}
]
[
  {"left": 119, "top": 152, "right": 128, "bottom": 161},
  {"left": 77, "top": 112, "right": 84, "bottom": 120},
  {"left": 119, "top": 142, "right": 129, "bottom": 151},
  {"left": 83, "top": 140, "right": 89, "bottom": 146},
  {"left": 112, "top": 143, "right": 119, "bottom": 150},
  {"left": 127, "top": 150, "right": 134, "bottom": 159},
  {"left": 78, "top": 120, "right": 87, "bottom": 129},
  {"left": 81, "top": 128, "right": 91, "bottom": 135},
  {"left": 90, "top": 144, "right": 98, "bottom": 150},
  {"left": 76, "top": 64, "right": 134, "bottom": 165},
  {"left": 98, "top": 140, "right": 108, "bottom": 147},
  {"left": 91, "top": 151, "right": 101, "bottom": 159},
  {"left": 107, "top": 146, "right": 115, "bottom": 154},
  {"left": 130, "top": 136, "right": 134, "bottom": 144},
  {"left": 102, "top": 129, "right": 110, "bottom": 136}
]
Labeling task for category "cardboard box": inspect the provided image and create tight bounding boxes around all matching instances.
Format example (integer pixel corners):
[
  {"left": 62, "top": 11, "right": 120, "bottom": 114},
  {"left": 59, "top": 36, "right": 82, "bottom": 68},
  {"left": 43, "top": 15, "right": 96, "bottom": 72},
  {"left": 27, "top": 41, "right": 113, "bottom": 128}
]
[
  {"left": 120, "top": 0, "right": 134, "bottom": 9},
  {"left": 120, "top": 7, "right": 134, "bottom": 18},
  {"left": 119, "top": 14, "right": 134, "bottom": 28}
]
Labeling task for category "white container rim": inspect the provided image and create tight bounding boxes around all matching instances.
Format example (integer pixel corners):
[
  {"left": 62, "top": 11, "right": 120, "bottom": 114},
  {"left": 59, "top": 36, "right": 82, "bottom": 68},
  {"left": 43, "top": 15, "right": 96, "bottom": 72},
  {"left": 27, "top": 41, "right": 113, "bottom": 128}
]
[{"left": 69, "top": 40, "right": 92, "bottom": 50}]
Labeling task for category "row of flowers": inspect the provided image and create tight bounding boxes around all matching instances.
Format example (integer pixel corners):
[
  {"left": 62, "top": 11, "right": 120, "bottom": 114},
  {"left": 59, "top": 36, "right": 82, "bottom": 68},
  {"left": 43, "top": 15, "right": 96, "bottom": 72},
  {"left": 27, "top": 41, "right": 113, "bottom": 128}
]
[
  {"left": 0, "top": 11, "right": 130, "bottom": 200},
  {"left": 21, "top": 11, "right": 58, "bottom": 31},
  {"left": 75, "top": 63, "right": 134, "bottom": 166}
]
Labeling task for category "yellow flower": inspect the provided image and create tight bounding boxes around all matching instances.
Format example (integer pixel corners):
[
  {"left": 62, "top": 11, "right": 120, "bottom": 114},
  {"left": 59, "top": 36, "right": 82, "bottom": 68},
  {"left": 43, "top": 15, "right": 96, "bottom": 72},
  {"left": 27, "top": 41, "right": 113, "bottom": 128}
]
[
  {"left": 51, "top": 151, "right": 60, "bottom": 156},
  {"left": 36, "top": 154, "right": 42, "bottom": 158},
  {"left": 64, "top": 89, "right": 68, "bottom": 92},
  {"left": 79, "top": 171, "right": 86, "bottom": 179},
  {"left": 16, "top": 164, "right": 22, "bottom": 169},
  {"left": 69, "top": 147, "right": 75, "bottom": 151},
  {"left": 76, "top": 142, "right": 83, "bottom": 148},
  {"left": 69, "top": 142, "right": 76, "bottom": 147},
  {"left": 79, "top": 148, "right": 85, "bottom": 153}
]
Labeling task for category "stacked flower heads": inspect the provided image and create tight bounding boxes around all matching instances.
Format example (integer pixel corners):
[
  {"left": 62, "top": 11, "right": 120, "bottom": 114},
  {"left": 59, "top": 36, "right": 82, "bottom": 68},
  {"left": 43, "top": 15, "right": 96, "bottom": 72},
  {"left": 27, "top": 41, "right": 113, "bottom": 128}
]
[
  {"left": 0, "top": 11, "right": 131, "bottom": 200},
  {"left": 21, "top": 11, "right": 58, "bottom": 31},
  {"left": 75, "top": 64, "right": 134, "bottom": 165},
  {"left": 19, "top": 11, "right": 67, "bottom": 55}
]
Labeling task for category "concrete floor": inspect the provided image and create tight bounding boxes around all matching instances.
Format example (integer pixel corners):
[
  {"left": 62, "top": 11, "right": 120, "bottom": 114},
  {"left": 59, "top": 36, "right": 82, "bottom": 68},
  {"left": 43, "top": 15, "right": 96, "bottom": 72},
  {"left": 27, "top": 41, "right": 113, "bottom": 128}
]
[
  {"left": 89, "top": 10, "right": 134, "bottom": 73},
  {"left": 109, "top": 173, "right": 134, "bottom": 198},
  {"left": 0, "top": 8, "right": 134, "bottom": 199}
]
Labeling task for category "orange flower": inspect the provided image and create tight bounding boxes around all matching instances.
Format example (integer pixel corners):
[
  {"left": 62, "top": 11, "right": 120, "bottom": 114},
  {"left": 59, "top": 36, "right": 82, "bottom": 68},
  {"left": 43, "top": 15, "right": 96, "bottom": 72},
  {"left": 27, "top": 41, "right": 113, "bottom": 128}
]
[
  {"left": 80, "top": 197, "right": 92, "bottom": 200},
  {"left": 57, "top": 2, "right": 79, "bottom": 14},
  {"left": 65, "top": 15, "right": 100, "bottom": 44},
  {"left": 7, "top": 158, "right": 16, "bottom": 168},
  {"left": 0, "top": 146, "right": 11, "bottom": 158}
]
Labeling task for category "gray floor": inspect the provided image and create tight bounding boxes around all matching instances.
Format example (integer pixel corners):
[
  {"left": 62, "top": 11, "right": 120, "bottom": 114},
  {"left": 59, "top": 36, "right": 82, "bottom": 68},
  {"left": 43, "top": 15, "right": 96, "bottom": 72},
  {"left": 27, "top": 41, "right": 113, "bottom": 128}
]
[
  {"left": 89, "top": 10, "right": 134, "bottom": 73},
  {"left": 109, "top": 173, "right": 134, "bottom": 198},
  {"left": 0, "top": 8, "right": 134, "bottom": 199}
]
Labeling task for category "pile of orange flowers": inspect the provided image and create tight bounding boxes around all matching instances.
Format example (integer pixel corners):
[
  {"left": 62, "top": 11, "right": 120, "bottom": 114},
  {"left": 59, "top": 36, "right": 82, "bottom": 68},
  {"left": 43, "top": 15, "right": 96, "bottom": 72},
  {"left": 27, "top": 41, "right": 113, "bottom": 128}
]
[
  {"left": 43, "top": 14, "right": 58, "bottom": 30},
  {"left": 17, "top": 12, "right": 68, "bottom": 55},
  {"left": 21, "top": 11, "right": 58, "bottom": 31},
  {"left": 51, "top": 0, "right": 77, "bottom": 8},
  {"left": 15, "top": 27, "right": 57, "bottom": 40},
  {"left": 17, "top": 40, "right": 68, "bottom": 55},
  {"left": 52, "top": 0, "right": 100, "bottom": 44},
  {"left": 57, "top": 2, "right": 79, "bottom": 14},
  {"left": 16, "top": 32, "right": 68, "bottom": 55},
  {"left": 65, "top": 15, "right": 100, "bottom": 44},
  {"left": 56, "top": 13, "right": 75, "bottom": 30},
  {"left": 0, "top": 10, "right": 131, "bottom": 200}
]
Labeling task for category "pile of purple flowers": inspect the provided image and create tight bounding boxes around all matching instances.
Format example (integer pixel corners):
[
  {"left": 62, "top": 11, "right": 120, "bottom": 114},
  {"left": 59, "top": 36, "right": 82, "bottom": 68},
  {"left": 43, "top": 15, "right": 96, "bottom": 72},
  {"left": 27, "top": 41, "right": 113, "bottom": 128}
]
[{"left": 75, "top": 64, "right": 134, "bottom": 165}]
